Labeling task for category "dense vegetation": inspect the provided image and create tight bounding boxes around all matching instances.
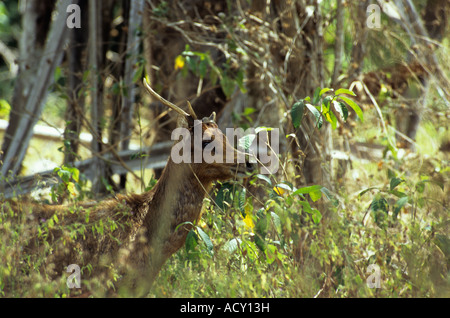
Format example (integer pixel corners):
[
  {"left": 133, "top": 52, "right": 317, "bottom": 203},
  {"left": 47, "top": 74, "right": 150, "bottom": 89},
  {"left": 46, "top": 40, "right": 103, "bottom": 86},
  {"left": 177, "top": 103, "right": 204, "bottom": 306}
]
[{"left": 0, "top": 0, "right": 449, "bottom": 297}]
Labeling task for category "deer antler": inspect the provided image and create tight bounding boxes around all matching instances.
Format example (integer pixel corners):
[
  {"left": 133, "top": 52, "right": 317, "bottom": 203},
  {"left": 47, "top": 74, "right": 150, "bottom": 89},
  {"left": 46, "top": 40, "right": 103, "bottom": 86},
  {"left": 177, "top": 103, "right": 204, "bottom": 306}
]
[
  {"left": 143, "top": 78, "right": 190, "bottom": 117},
  {"left": 186, "top": 101, "right": 198, "bottom": 120}
]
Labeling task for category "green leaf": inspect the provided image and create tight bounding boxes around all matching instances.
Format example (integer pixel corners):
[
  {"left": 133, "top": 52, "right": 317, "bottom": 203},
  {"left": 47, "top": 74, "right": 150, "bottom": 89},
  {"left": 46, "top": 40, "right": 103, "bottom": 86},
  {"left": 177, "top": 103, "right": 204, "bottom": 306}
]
[
  {"left": 255, "top": 174, "right": 272, "bottom": 186},
  {"left": 324, "top": 107, "right": 338, "bottom": 129},
  {"left": 132, "top": 63, "right": 144, "bottom": 83},
  {"left": 57, "top": 169, "right": 71, "bottom": 183},
  {"left": 322, "top": 96, "right": 333, "bottom": 109},
  {"left": 185, "top": 56, "right": 197, "bottom": 74},
  {"left": 311, "top": 209, "right": 322, "bottom": 224},
  {"left": 335, "top": 88, "right": 356, "bottom": 96},
  {"left": 292, "top": 185, "right": 323, "bottom": 195},
  {"left": 270, "top": 212, "right": 282, "bottom": 234},
  {"left": 238, "top": 134, "right": 256, "bottom": 152},
  {"left": 309, "top": 189, "right": 322, "bottom": 202},
  {"left": 305, "top": 103, "right": 323, "bottom": 129},
  {"left": 389, "top": 189, "right": 407, "bottom": 198},
  {"left": 319, "top": 87, "right": 333, "bottom": 97},
  {"left": 238, "top": 188, "right": 246, "bottom": 212},
  {"left": 242, "top": 240, "right": 259, "bottom": 261},
  {"left": 265, "top": 244, "right": 277, "bottom": 264},
  {"left": 292, "top": 185, "right": 322, "bottom": 202},
  {"left": 198, "top": 58, "right": 208, "bottom": 78},
  {"left": 67, "top": 166, "right": 80, "bottom": 183},
  {"left": 223, "top": 238, "right": 241, "bottom": 253},
  {"left": 255, "top": 232, "right": 266, "bottom": 252},
  {"left": 255, "top": 126, "right": 274, "bottom": 134},
  {"left": 220, "top": 75, "right": 235, "bottom": 98},
  {"left": 291, "top": 100, "right": 305, "bottom": 129},
  {"left": 255, "top": 210, "right": 269, "bottom": 251},
  {"left": 333, "top": 101, "right": 348, "bottom": 121},
  {"left": 185, "top": 229, "right": 198, "bottom": 253},
  {"left": 390, "top": 177, "right": 404, "bottom": 191},
  {"left": 243, "top": 107, "right": 257, "bottom": 116},
  {"left": 67, "top": 182, "right": 76, "bottom": 196},
  {"left": 97, "top": 219, "right": 104, "bottom": 236},
  {"left": 370, "top": 194, "right": 389, "bottom": 227},
  {"left": 338, "top": 95, "right": 364, "bottom": 122},
  {"left": 196, "top": 227, "right": 214, "bottom": 256},
  {"left": 312, "top": 87, "right": 321, "bottom": 104},
  {"left": 210, "top": 68, "right": 219, "bottom": 86},
  {"left": 0, "top": 99, "right": 11, "bottom": 118},
  {"left": 215, "top": 183, "right": 233, "bottom": 210},
  {"left": 54, "top": 66, "right": 62, "bottom": 82},
  {"left": 393, "top": 196, "right": 408, "bottom": 219},
  {"left": 370, "top": 194, "right": 388, "bottom": 213},
  {"left": 416, "top": 180, "right": 426, "bottom": 193},
  {"left": 236, "top": 69, "right": 247, "bottom": 93}
]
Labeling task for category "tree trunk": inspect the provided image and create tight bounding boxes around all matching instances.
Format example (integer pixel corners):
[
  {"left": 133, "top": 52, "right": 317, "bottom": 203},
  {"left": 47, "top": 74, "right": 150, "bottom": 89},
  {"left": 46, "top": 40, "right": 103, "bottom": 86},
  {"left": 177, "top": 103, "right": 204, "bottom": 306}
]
[
  {"left": 1, "top": 0, "right": 73, "bottom": 179},
  {"left": 64, "top": 0, "right": 88, "bottom": 165},
  {"left": 118, "top": 0, "right": 145, "bottom": 188},
  {"left": 88, "top": 0, "right": 107, "bottom": 193}
]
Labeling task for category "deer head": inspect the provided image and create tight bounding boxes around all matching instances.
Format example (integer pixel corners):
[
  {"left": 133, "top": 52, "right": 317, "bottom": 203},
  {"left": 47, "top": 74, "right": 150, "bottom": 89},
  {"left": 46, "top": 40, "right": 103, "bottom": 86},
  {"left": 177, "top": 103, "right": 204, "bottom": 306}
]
[{"left": 143, "top": 79, "right": 255, "bottom": 185}]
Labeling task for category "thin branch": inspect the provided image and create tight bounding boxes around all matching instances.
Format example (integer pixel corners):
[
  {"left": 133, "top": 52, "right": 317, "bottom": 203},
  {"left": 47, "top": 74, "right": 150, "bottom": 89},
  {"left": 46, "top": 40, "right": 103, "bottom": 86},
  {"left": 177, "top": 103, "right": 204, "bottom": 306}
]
[{"left": 358, "top": 80, "right": 397, "bottom": 151}]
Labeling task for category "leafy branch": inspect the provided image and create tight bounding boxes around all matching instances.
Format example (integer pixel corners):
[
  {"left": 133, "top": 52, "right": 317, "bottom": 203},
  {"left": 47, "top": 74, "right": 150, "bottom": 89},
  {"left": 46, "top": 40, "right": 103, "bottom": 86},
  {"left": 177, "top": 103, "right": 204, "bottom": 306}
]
[{"left": 290, "top": 87, "right": 363, "bottom": 130}]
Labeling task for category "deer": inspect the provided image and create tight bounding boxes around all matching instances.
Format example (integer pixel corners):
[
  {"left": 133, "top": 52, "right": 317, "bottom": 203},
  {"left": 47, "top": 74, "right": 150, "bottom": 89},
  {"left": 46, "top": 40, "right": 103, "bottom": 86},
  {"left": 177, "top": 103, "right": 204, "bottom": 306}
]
[{"left": 1, "top": 79, "right": 255, "bottom": 297}]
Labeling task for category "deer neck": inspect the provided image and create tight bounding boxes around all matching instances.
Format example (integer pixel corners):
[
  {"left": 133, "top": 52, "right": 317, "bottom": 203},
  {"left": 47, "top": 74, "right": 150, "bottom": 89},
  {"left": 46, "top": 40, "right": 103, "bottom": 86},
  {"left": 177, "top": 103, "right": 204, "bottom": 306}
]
[{"left": 143, "top": 158, "right": 212, "bottom": 255}]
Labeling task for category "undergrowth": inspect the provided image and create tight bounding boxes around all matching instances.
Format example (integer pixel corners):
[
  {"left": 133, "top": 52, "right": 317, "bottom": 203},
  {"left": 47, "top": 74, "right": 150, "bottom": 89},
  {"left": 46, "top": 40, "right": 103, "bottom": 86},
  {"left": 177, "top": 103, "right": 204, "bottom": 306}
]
[
  {"left": 1, "top": 146, "right": 448, "bottom": 297},
  {"left": 0, "top": 90, "right": 448, "bottom": 298},
  {"left": 149, "top": 96, "right": 449, "bottom": 298},
  {"left": 151, "top": 155, "right": 449, "bottom": 297}
]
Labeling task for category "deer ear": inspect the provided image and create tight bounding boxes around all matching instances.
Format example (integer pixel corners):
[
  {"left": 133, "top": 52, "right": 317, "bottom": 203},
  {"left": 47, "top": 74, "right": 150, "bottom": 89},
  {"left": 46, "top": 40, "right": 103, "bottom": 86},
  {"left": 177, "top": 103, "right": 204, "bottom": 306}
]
[{"left": 208, "top": 112, "right": 216, "bottom": 123}]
